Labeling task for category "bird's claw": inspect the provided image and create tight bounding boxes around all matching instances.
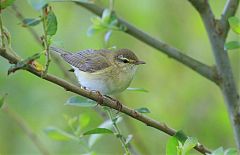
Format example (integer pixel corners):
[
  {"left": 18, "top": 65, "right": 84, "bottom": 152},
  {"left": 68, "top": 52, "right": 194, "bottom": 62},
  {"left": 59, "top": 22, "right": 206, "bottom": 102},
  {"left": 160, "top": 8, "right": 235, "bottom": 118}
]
[{"left": 105, "top": 95, "right": 123, "bottom": 114}]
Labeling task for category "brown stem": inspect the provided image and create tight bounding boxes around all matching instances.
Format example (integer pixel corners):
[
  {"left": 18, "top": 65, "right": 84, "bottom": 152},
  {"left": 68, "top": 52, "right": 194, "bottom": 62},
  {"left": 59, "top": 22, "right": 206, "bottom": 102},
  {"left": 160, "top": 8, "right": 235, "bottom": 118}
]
[{"left": 189, "top": 0, "right": 240, "bottom": 149}]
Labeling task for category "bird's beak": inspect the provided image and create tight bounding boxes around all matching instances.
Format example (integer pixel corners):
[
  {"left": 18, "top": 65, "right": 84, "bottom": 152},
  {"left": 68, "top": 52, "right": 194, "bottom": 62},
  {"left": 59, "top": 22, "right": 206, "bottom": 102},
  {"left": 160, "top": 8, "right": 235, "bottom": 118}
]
[{"left": 134, "top": 60, "right": 146, "bottom": 65}]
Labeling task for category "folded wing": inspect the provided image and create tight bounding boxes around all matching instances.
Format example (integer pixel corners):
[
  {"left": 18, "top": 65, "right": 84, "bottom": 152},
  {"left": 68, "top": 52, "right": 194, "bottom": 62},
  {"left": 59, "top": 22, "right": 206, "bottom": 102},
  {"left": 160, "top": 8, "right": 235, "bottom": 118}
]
[{"left": 60, "top": 49, "right": 111, "bottom": 73}]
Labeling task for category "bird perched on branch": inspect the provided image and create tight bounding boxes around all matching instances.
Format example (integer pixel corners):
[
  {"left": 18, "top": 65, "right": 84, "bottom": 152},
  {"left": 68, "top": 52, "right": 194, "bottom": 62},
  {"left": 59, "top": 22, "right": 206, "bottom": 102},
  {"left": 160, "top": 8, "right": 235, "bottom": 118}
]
[{"left": 50, "top": 46, "right": 145, "bottom": 95}]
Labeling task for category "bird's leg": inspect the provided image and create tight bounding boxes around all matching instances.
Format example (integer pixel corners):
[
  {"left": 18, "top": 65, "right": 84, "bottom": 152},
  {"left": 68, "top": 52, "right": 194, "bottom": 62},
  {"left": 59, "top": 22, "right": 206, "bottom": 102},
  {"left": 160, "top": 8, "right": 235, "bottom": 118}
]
[
  {"left": 89, "top": 90, "right": 104, "bottom": 106},
  {"left": 104, "top": 95, "right": 123, "bottom": 113},
  {"left": 81, "top": 85, "right": 87, "bottom": 90},
  {"left": 95, "top": 91, "right": 104, "bottom": 105}
]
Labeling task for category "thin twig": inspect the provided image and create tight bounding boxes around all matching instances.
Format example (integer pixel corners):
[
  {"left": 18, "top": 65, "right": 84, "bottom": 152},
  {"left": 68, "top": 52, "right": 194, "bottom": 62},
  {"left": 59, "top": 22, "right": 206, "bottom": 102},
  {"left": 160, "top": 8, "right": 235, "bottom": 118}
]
[
  {"left": 189, "top": 0, "right": 240, "bottom": 149},
  {"left": 123, "top": 117, "right": 150, "bottom": 155},
  {"left": 42, "top": 7, "right": 51, "bottom": 75},
  {"left": 220, "top": 0, "right": 240, "bottom": 39},
  {"left": 0, "top": 10, "right": 5, "bottom": 48},
  {"left": 106, "top": 108, "right": 131, "bottom": 155},
  {"left": 109, "top": 0, "right": 114, "bottom": 11},
  {"left": 0, "top": 48, "right": 211, "bottom": 154},
  {"left": 76, "top": 2, "right": 216, "bottom": 83},
  {"left": 2, "top": 104, "right": 50, "bottom": 155},
  {"left": 11, "top": 4, "right": 75, "bottom": 81}
]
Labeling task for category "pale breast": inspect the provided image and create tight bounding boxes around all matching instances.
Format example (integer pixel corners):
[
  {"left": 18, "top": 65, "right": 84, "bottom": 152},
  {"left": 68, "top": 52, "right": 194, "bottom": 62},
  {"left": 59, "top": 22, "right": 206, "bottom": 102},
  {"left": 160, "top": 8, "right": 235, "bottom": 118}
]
[{"left": 72, "top": 65, "right": 137, "bottom": 95}]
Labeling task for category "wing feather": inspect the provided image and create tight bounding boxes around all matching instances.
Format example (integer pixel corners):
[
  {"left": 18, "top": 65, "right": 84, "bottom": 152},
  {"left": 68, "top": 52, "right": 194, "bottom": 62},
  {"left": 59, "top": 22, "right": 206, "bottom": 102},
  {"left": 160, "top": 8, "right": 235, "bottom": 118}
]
[{"left": 60, "top": 49, "right": 111, "bottom": 73}]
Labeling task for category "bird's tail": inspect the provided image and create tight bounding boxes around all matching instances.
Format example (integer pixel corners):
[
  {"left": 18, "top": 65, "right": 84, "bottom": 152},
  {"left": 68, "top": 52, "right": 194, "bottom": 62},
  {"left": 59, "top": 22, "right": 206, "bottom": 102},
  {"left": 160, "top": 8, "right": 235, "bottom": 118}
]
[{"left": 49, "top": 46, "right": 69, "bottom": 55}]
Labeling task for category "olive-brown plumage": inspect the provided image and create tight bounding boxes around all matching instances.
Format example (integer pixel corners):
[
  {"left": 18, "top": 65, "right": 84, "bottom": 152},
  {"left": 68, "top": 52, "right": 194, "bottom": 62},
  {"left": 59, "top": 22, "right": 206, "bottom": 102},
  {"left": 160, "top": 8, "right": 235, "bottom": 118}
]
[{"left": 50, "top": 46, "right": 145, "bottom": 95}]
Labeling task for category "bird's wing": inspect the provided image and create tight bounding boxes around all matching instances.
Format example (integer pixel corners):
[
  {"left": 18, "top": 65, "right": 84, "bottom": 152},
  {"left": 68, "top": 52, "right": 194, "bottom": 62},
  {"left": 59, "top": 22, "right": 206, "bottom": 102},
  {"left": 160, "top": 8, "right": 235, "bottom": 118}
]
[{"left": 60, "top": 49, "right": 112, "bottom": 73}]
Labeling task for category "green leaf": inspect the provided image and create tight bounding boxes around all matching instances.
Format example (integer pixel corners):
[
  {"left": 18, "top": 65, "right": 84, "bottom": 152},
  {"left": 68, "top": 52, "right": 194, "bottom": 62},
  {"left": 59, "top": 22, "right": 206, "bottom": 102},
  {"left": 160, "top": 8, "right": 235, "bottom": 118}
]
[
  {"left": 88, "top": 118, "right": 122, "bottom": 147},
  {"left": 224, "top": 41, "right": 240, "bottom": 50},
  {"left": 126, "top": 87, "right": 149, "bottom": 93},
  {"left": 104, "top": 30, "right": 112, "bottom": 43},
  {"left": 83, "top": 128, "right": 113, "bottom": 135},
  {"left": 8, "top": 52, "right": 42, "bottom": 75},
  {"left": 0, "top": 0, "right": 15, "bottom": 9},
  {"left": 125, "top": 134, "right": 133, "bottom": 145},
  {"left": 119, "top": 24, "right": 127, "bottom": 31},
  {"left": 224, "top": 148, "right": 238, "bottom": 155},
  {"left": 91, "top": 17, "right": 102, "bottom": 26},
  {"left": 228, "top": 17, "right": 240, "bottom": 34},
  {"left": 0, "top": 94, "right": 7, "bottom": 108},
  {"left": 102, "top": 9, "right": 111, "bottom": 24},
  {"left": 67, "top": 116, "right": 78, "bottom": 128},
  {"left": 182, "top": 137, "right": 198, "bottom": 154},
  {"left": 27, "top": 0, "right": 48, "bottom": 10},
  {"left": 79, "top": 114, "right": 90, "bottom": 129},
  {"left": 65, "top": 96, "right": 97, "bottom": 107},
  {"left": 44, "top": 127, "right": 77, "bottom": 141},
  {"left": 174, "top": 130, "right": 188, "bottom": 144},
  {"left": 87, "top": 26, "right": 101, "bottom": 36},
  {"left": 22, "top": 18, "right": 42, "bottom": 27},
  {"left": 166, "top": 136, "right": 179, "bottom": 155},
  {"left": 135, "top": 107, "right": 151, "bottom": 113},
  {"left": 208, "top": 147, "right": 224, "bottom": 155},
  {"left": 46, "top": 10, "right": 57, "bottom": 36}
]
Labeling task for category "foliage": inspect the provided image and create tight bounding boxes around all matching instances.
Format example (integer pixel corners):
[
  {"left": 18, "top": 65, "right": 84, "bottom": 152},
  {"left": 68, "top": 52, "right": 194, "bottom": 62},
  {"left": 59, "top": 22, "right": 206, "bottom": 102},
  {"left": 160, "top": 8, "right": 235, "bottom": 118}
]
[
  {"left": 134, "top": 107, "right": 151, "bottom": 113},
  {"left": 87, "top": 8, "right": 126, "bottom": 43},
  {"left": 65, "top": 96, "right": 97, "bottom": 107},
  {"left": 166, "top": 131, "right": 198, "bottom": 155},
  {"left": 207, "top": 147, "right": 238, "bottom": 155},
  {"left": 225, "top": 16, "right": 240, "bottom": 50},
  {"left": 0, "top": 0, "right": 240, "bottom": 155},
  {"left": 22, "top": 18, "right": 42, "bottom": 27},
  {"left": 0, "top": 0, "right": 16, "bottom": 10}
]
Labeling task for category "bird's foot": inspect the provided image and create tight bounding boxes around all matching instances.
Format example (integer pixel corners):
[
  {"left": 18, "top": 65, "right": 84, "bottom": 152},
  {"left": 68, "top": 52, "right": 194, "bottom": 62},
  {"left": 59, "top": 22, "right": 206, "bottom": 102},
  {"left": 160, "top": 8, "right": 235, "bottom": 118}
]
[
  {"left": 90, "top": 90, "right": 104, "bottom": 106},
  {"left": 105, "top": 95, "right": 122, "bottom": 114},
  {"left": 80, "top": 85, "right": 87, "bottom": 90}
]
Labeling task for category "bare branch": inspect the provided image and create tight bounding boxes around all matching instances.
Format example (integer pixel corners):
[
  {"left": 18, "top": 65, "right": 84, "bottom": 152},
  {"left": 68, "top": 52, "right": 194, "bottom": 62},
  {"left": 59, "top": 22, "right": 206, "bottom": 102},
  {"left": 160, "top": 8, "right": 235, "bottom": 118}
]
[
  {"left": 76, "top": 2, "right": 217, "bottom": 84},
  {"left": 188, "top": 0, "right": 210, "bottom": 14},
  {"left": 189, "top": 0, "right": 240, "bottom": 149},
  {"left": 0, "top": 48, "right": 211, "bottom": 154},
  {"left": 220, "top": 0, "right": 240, "bottom": 39}
]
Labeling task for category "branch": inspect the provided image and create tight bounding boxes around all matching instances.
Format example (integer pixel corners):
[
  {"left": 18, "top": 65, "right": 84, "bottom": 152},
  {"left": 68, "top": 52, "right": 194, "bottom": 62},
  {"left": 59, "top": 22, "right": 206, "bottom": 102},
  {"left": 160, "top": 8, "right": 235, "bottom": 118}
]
[
  {"left": 189, "top": 0, "right": 240, "bottom": 149},
  {"left": 188, "top": 0, "right": 210, "bottom": 13},
  {"left": 2, "top": 104, "right": 50, "bottom": 155},
  {"left": 11, "top": 5, "right": 141, "bottom": 154},
  {"left": 11, "top": 4, "right": 76, "bottom": 82},
  {"left": 76, "top": 2, "right": 217, "bottom": 84},
  {"left": 220, "top": 0, "right": 240, "bottom": 39},
  {"left": 0, "top": 48, "right": 211, "bottom": 154}
]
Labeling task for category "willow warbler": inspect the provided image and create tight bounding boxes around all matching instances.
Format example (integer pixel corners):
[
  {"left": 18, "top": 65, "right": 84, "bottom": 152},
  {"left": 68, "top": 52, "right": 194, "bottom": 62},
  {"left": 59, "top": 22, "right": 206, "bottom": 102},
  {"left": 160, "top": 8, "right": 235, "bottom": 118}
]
[{"left": 50, "top": 47, "right": 145, "bottom": 95}]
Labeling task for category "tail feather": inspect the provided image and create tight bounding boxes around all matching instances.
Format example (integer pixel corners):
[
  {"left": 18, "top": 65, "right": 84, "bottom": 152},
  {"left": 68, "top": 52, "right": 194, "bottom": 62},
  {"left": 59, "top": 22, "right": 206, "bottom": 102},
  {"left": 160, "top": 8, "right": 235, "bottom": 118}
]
[{"left": 49, "top": 46, "right": 70, "bottom": 55}]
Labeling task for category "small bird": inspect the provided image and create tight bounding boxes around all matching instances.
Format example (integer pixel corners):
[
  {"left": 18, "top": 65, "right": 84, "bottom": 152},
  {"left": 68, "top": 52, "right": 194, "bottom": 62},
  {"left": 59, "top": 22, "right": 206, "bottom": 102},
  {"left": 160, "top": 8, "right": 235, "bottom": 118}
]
[{"left": 50, "top": 47, "right": 145, "bottom": 95}]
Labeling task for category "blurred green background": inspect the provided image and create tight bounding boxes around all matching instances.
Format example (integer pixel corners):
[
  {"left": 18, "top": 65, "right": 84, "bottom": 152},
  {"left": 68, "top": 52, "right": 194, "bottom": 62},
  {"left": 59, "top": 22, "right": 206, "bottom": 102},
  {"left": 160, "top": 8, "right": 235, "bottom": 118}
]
[{"left": 0, "top": 0, "right": 240, "bottom": 154}]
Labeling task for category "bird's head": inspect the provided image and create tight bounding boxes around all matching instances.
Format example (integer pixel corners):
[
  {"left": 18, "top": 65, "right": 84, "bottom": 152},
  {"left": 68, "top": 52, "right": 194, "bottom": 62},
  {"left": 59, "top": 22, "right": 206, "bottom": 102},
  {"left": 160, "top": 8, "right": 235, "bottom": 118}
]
[{"left": 114, "top": 49, "right": 145, "bottom": 69}]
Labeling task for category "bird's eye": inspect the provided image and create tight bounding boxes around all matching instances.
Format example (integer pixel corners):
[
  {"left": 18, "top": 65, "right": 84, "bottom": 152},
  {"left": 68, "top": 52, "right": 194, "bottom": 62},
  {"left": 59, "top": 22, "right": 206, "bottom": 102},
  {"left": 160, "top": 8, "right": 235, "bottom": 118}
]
[{"left": 121, "top": 58, "right": 129, "bottom": 63}]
